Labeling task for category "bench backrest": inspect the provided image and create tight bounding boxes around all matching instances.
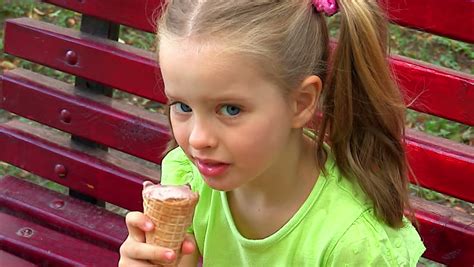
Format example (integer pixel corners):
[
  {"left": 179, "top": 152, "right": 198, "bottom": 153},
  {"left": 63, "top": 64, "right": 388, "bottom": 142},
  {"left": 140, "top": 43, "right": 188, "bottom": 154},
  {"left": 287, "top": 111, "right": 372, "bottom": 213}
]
[{"left": 1, "top": 0, "right": 473, "bottom": 265}]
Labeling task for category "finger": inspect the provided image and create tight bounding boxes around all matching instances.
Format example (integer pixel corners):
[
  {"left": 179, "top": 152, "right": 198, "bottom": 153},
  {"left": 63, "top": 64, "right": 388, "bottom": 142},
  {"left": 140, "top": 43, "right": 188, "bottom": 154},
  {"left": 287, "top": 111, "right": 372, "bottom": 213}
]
[
  {"left": 119, "top": 258, "right": 157, "bottom": 267},
  {"left": 125, "top": 211, "right": 154, "bottom": 242},
  {"left": 181, "top": 234, "right": 197, "bottom": 255},
  {"left": 122, "top": 241, "right": 176, "bottom": 263}
]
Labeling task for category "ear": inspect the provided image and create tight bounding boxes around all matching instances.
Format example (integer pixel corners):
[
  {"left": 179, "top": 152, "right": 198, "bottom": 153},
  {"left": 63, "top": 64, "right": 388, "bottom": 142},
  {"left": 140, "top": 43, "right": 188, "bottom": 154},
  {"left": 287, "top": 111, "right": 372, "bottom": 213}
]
[{"left": 290, "top": 75, "right": 322, "bottom": 128}]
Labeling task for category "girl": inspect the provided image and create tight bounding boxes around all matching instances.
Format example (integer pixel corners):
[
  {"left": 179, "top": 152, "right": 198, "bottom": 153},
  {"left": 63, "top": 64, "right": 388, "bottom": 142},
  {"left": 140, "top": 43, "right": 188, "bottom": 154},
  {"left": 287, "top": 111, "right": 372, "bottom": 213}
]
[{"left": 119, "top": 0, "right": 426, "bottom": 266}]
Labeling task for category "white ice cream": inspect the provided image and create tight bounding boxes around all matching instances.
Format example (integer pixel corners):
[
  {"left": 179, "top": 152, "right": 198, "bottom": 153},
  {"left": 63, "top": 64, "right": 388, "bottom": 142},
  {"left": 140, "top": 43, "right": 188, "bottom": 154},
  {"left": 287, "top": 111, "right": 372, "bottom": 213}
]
[{"left": 142, "top": 181, "right": 194, "bottom": 200}]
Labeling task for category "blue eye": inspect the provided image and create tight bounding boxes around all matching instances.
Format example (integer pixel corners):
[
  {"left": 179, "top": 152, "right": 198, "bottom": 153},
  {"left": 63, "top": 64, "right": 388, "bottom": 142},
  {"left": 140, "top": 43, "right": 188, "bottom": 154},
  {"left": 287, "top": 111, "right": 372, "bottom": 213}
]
[
  {"left": 173, "top": 102, "right": 192, "bottom": 113},
  {"left": 220, "top": 105, "right": 240, "bottom": 116}
]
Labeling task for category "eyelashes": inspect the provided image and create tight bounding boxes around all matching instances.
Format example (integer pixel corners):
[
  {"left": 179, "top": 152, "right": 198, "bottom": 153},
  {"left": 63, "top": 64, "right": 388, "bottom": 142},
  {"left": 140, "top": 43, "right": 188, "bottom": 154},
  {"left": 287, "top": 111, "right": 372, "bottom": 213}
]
[
  {"left": 169, "top": 101, "right": 242, "bottom": 117},
  {"left": 170, "top": 102, "right": 192, "bottom": 113},
  {"left": 219, "top": 105, "right": 241, "bottom": 116}
]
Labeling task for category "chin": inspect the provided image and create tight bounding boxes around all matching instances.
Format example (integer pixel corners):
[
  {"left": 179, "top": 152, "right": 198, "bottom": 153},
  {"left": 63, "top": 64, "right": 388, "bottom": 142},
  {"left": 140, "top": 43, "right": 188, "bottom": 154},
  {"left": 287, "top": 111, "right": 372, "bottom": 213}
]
[{"left": 202, "top": 175, "right": 238, "bottom": 192}]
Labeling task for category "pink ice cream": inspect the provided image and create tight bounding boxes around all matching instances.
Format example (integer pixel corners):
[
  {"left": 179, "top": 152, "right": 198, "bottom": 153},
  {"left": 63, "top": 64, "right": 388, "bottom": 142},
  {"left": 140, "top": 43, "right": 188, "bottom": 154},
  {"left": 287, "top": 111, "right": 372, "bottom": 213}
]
[{"left": 142, "top": 181, "right": 196, "bottom": 200}]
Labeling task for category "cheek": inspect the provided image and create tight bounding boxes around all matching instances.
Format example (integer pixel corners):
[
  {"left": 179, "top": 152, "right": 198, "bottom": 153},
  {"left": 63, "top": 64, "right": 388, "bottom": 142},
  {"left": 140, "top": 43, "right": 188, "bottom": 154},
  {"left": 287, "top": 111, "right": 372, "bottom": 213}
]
[
  {"left": 229, "top": 116, "right": 291, "bottom": 164},
  {"left": 169, "top": 118, "right": 189, "bottom": 147}
]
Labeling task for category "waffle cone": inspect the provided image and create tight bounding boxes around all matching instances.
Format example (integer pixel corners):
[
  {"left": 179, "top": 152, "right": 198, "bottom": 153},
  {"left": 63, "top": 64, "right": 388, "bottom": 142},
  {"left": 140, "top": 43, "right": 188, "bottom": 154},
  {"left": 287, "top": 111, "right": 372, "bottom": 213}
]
[{"left": 143, "top": 193, "right": 198, "bottom": 266}]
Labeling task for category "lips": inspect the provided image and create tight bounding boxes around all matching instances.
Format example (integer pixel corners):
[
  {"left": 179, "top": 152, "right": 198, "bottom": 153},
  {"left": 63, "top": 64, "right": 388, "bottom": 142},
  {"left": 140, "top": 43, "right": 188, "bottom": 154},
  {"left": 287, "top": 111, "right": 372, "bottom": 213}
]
[{"left": 195, "top": 158, "right": 230, "bottom": 177}]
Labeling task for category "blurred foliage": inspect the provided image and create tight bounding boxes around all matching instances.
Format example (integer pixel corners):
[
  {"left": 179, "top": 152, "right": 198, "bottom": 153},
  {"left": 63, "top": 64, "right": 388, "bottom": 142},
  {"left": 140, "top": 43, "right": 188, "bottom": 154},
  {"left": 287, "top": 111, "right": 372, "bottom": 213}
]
[
  {"left": 0, "top": 3, "right": 472, "bottom": 266},
  {"left": 1, "top": 0, "right": 80, "bottom": 82},
  {"left": 407, "top": 110, "right": 473, "bottom": 145},
  {"left": 0, "top": 0, "right": 473, "bottom": 234},
  {"left": 0, "top": 162, "right": 68, "bottom": 194},
  {"left": 120, "top": 25, "right": 156, "bottom": 51},
  {"left": 390, "top": 25, "right": 474, "bottom": 74}
]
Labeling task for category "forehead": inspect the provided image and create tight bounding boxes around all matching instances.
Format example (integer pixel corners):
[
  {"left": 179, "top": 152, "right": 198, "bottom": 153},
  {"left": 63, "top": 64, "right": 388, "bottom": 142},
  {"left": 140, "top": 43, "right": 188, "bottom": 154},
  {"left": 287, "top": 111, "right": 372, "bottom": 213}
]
[
  {"left": 158, "top": 38, "right": 280, "bottom": 98},
  {"left": 159, "top": 38, "right": 256, "bottom": 78}
]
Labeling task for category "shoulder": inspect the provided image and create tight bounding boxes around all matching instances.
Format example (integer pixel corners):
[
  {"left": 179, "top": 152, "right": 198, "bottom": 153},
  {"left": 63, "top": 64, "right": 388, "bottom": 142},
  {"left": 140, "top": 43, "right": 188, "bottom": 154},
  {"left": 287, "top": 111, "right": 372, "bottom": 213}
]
[
  {"left": 325, "top": 210, "right": 426, "bottom": 267},
  {"left": 160, "top": 147, "right": 203, "bottom": 191},
  {"left": 318, "top": 149, "right": 425, "bottom": 266}
]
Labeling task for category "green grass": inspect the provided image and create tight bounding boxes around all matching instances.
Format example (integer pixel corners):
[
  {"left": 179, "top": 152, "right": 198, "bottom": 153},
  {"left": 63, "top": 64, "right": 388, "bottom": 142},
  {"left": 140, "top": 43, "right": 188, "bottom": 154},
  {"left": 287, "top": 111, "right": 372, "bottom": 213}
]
[
  {"left": 389, "top": 25, "right": 474, "bottom": 74},
  {"left": 1, "top": 0, "right": 472, "bottom": 182},
  {"left": 1, "top": 2, "right": 472, "bottom": 174},
  {"left": 120, "top": 25, "right": 157, "bottom": 51},
  {"left": 1, "top": 2, "right": 472, "bottom": 265},
  {"left": 0, "top": 162, "right": 68, "bottom": 194},
  {"left": 1, "top": 0, "right": 473, "bottom": 228},
  {"left": 406, "top": 110, "right": 473, "bottom": 145},
  {"left": 1, "top": 0, "right": 79, "bottom": 82}
]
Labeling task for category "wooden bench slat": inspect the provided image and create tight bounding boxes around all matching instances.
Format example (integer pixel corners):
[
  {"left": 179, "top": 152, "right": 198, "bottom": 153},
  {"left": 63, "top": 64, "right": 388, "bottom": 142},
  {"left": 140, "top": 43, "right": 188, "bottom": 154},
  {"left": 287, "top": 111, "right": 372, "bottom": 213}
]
[
  {"left": 43, "top": 0, "right": 163, "bottom": 33},
  {"left": 0, "top": 250, "right": 36, "bottom": 267},
  {"left": 380, "top": 0, "right": 474, "bottom": 43},
  {"left": 1, "top": 69, "right": 170, "bottom": 164},
  {"left": 5, "top": 178, "right": 472, "bottom": 265},
  {"left": 393, "top": 56, "right": 474, "bottom": 126},
  {"left": 0, "top": 212, "right": 119, "bottom": 266},
  {"left": 406, "top": 129, "right": 474, "bottom": 203},
  {"left": 0, "top": 120, "right": 160, "bottom": 211},
  {"left": 42, "top": 0, "right": 474, "bottom": 43},
  {"left": 1, "top": 118, "right": 471, "bottom": 207},
  {"left": 0, "top": 175, "right": 127, "bottom": 251},
  {"left": 6, "top": 18, "right": 470, "bottom": 125},
  {"left": 412, "top": 197, "right": 474, "bottom": 266},
  {"left": 3, "top": 18, "right": 166, "bottom": 103},
  {"left": 2, "top": 2, "right": 472, "bottom": 265},
  {"left": 329, "top": 39, "right": 474, "bottom": 126}
]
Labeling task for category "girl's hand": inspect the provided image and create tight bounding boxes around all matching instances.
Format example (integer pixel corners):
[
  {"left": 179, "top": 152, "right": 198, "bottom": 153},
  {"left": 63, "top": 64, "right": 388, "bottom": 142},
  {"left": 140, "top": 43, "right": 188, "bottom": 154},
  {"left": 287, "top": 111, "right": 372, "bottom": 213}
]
[{"left": 119, "top": 211, "right": 197, "bottom": 266}]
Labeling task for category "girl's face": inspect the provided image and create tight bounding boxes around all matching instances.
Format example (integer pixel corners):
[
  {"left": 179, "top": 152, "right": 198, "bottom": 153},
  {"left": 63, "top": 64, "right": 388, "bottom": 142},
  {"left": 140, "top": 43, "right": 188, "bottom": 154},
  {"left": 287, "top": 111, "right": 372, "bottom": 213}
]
[{"left": 159, "top": 39, "right": 297, "bottom": 191}]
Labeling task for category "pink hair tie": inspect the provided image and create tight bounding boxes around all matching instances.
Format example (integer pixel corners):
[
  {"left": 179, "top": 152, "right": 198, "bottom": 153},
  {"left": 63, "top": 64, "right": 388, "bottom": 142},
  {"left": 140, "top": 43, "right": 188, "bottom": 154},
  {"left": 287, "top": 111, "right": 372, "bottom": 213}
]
[{"left": 312, "top": 0, "right": 339, "bottom": 16}]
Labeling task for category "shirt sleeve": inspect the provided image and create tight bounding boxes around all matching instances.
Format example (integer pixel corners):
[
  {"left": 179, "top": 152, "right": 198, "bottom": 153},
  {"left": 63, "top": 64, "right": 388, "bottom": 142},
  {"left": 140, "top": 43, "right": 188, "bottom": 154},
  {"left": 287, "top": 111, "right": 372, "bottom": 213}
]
[
  {"left": 160, "top": 146, "right": 198, "bottom": 234},
  {"left": 160, "top": 146, "right": 195, "bottom": 186},
  {"left": 326, "top": 212, "right": 425, "bottom": 267}
]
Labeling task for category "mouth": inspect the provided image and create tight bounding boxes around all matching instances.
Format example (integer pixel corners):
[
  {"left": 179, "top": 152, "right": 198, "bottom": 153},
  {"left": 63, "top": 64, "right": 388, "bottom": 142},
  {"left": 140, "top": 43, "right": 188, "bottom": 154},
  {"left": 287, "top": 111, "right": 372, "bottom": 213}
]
[{"left": 194, "top": 158, "right": 230, "bottom": 177}]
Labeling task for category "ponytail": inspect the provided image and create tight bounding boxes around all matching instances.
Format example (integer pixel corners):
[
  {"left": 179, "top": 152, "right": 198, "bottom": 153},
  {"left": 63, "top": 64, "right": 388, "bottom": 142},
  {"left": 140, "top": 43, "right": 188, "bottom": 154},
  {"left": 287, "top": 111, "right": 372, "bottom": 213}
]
[
  {"left": 316, "top": 0, "right": 410, "bottom": 228},
  {"left": 157, "top": 0, "right": 411, "bottom": 228}
]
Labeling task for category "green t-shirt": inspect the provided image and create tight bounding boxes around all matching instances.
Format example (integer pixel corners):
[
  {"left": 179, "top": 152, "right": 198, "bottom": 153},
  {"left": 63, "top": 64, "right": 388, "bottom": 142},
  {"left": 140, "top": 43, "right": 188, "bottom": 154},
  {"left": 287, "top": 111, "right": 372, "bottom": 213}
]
[{"left": 160, "top": 146, "right": 425, "bottom": 266}]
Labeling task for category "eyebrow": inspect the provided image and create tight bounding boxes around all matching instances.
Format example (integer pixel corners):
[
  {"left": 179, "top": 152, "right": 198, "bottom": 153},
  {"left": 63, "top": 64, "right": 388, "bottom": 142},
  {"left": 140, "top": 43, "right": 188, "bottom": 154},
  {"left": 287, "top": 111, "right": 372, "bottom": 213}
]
[
  {"left": 206, "top": 94, "right": 251, "bottom": 103},
  {"left": 166, "top": 90, "right": 251, "bottom": 103}
]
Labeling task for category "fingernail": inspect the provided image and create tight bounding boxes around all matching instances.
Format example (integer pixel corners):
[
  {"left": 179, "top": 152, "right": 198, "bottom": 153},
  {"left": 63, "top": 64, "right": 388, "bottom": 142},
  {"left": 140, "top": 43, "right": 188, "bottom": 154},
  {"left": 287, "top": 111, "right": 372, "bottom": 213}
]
[
  {"left": 145, "top": 222, "right": 153, "bottom": 230},
  {"left": 165, "top": 251, "right": 175, "bottom": 261}
]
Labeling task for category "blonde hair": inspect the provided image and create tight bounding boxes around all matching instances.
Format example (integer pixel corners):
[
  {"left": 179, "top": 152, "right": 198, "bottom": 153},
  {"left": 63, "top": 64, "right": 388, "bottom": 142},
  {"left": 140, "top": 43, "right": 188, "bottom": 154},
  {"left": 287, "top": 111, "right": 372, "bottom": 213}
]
[{"left": 157, "top": 0, "right": 410, "bottom": 228}]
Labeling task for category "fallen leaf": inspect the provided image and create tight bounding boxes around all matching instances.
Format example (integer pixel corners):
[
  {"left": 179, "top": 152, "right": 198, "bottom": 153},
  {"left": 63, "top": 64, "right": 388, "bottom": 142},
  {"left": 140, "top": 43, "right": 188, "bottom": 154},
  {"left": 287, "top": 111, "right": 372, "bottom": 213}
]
[
  {"left": 0, "top": 60, "right": 16, "bottom": 70},
  {"left": 66, "top": 18, "right": 76, "bottom": 27},
  {"left": 33, "top": 8, "right": 46, "bottom": 16},
  {"left": 453, "top": 206, "right": 466, "bottom": 213}
]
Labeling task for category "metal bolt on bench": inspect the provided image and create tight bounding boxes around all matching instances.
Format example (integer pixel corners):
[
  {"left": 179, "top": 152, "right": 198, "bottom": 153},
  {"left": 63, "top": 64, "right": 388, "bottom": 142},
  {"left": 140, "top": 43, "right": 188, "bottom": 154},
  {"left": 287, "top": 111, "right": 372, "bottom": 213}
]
[{"left": 0, "top": 0, "right": 473, "bottom": 266}]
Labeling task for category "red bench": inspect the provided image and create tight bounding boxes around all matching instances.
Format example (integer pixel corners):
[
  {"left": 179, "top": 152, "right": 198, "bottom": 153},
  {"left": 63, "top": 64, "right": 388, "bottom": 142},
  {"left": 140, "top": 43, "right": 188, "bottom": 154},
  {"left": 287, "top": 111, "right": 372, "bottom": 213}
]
[{"left": 1, "top": 0, "right": 473, "bottom": 266}]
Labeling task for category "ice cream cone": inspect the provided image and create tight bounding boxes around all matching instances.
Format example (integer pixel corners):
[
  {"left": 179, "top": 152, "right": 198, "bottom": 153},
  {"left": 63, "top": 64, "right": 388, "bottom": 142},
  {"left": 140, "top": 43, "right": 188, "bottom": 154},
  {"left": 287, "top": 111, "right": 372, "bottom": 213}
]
[{"left": 142, "top": 181, "right": 198, "bottom": 266}]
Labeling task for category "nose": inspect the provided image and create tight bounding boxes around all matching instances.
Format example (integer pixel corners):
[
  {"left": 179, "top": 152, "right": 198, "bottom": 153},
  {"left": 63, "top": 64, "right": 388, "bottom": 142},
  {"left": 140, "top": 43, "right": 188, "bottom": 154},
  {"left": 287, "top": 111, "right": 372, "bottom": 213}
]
[{"left": 188, "top": 117, "right": 217, "bottom": 150}]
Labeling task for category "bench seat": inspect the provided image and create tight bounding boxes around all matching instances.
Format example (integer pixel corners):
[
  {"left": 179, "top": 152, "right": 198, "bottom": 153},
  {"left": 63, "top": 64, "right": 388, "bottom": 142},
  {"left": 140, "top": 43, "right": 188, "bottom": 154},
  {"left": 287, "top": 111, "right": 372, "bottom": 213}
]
[
  {"left": 0, "top": 209, "right": 119, "bottom": 266},
  {"left": 0, "top": 250, "right": 36, "bottom": 267},
  {"left": 0, "top": 0, "right": 472, "bottom": 265},
  {"left": 1, "top": 173, "right": 472, "bottom": 265},
  {"left": 0, "top": 175, "right": 127, "bottom": 251}
]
